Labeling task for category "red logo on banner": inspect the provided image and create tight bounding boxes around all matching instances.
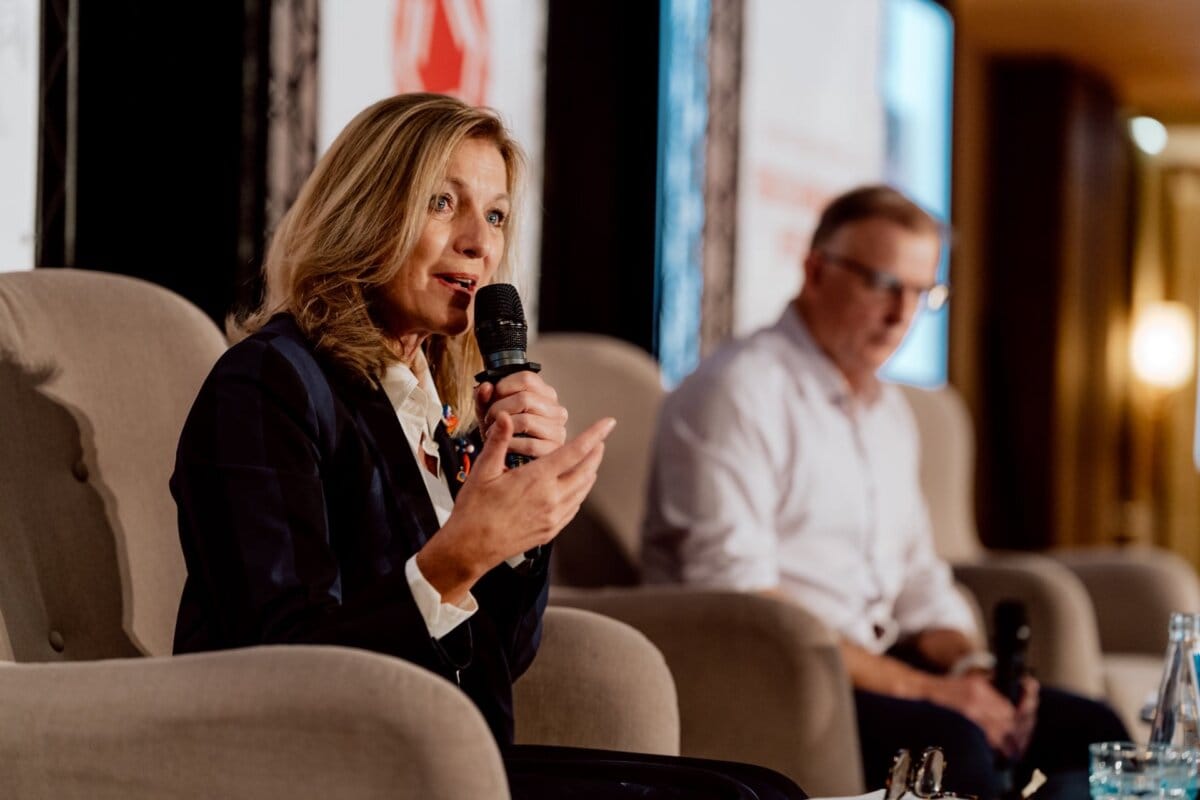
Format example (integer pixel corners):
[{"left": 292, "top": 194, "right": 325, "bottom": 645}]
[{"left": 393, "top": 0, "right": 490, "bottom": 105}]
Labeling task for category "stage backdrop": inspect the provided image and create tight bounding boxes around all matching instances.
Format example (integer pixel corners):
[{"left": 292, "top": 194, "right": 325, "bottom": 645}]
[
  {"left": 734, "top": 0, "right": 886, "bottom": 337},
  {"left": 319, "top": 0, "right": 546, "bottom": 322}
]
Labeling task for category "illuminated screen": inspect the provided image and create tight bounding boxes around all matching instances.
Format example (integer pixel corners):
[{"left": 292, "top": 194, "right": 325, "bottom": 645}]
[{"left": 878, "top": 0, "right": 954, "bottom": 387}]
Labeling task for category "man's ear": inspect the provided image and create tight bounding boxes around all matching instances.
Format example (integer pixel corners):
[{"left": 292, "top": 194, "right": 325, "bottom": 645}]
[{"left": 802, "top": 251, "right": 822, "bottom": 288}]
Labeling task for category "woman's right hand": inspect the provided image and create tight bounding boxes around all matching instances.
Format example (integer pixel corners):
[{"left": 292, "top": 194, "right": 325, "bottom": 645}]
[{"left": 416, "top": 412, "right": 615, "bottom": 604}]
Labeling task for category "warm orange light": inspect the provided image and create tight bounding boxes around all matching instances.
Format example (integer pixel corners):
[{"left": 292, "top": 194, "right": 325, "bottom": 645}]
[{"left": 1131, "top": 302, "right": 1195, "bottom": 390}]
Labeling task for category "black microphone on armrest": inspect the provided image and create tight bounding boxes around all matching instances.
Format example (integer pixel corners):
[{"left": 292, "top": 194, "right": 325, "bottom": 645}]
[
  {"left": 473, "top": 283, "right": 543, "bottom": 562},
  {"left": 992, "top": 599, "right": 1030, "bottom": 705},
  {"left": 992, "top": 599, "right": 1030, "bottom": 799}
]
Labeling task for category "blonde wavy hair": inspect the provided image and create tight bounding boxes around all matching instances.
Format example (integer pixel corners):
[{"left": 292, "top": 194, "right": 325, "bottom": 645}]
[{"left": 241, "top": 93, "right": 525, "bottom": 430}]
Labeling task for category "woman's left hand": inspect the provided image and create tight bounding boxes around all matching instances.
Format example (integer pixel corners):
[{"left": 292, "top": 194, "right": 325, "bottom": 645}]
[{"left": 475, "top": 371, "right": 568, "bottom": 458}]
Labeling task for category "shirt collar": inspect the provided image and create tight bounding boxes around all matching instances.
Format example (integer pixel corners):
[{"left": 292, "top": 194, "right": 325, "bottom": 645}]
[
  {"left": 379, "top": 349, "right": 444, "bottom": 432},
  {"left": 778, "top": 303, "right": 884, "bottom": 408}
]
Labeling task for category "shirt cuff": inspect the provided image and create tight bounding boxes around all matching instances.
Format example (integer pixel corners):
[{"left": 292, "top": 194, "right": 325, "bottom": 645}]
[
  {"left": 505, "top": 553, "right": 530, "bottom": 569},
  {"left": 948, "top": 650, "right": 997, "bottom": 676},
  {"left": 405, "top": 555, "right": 478, "bottom": 640}
]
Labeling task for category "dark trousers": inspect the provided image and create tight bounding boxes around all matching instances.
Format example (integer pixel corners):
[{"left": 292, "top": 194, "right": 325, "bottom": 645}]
[
  {"left": 855, "top": 686, "right": 1128, "bottom": 800},
  {"left": 504, "top": 744, "right": 808, "bottom": 800}
]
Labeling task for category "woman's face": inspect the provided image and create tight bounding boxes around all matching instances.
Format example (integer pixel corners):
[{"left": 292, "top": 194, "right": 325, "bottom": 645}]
[{"left": 379, "top": 137, "right": 510, "bottom": 341}]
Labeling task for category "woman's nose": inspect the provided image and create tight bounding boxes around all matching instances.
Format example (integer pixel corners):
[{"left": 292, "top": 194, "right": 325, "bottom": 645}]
[{"left": 454, "top": 214, "right": 491, "bottom": 260}]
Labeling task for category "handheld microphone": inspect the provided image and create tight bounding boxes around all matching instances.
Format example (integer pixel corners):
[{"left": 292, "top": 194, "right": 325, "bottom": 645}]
[
  {"left": 473, "top": 283, "right": 541, "bottom": 470},
  {"left": 992, "top": 599, "right": 1030, "bottom": 799},
  {"left": 992, "top": 599, "right": 1030, "bottom": 705},
  {"left": 473, "top": 283, "right": 544, "bottom": 563}
]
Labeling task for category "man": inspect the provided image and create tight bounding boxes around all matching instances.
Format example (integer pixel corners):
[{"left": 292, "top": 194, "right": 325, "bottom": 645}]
[{"left": 642, "top": 185, "right": 1125, "bottom": 798}]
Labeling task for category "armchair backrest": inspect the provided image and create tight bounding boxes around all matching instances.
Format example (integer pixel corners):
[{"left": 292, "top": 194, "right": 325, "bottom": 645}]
[
  {"left": 1, "top": 645, "right": 511, "bottom": 799},
  {"left": 897, "top": 382, "right": 985, "bottom": 562},
  {"left": 516, "top": 605, "right": 679, "bottom": 755},
  {"left": 532, "top": 333, "right": 665, "bottom": 586},
  {"left": 0, "top": 269, "right": 227, "bottom": 661}
]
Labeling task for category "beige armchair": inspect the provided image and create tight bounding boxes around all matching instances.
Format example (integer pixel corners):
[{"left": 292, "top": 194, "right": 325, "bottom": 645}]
[
  {"left": 0, "top": 269, "right": 679, "bottom": 797},
  {"left": 533, "top": 332, "right": 864, "bottom": 796},
  {"left": 1, "top": 645, "right": 511, "bottom": 799},
  {"left": 899, "top": 382, "right": 1198, "bottom": 733}
]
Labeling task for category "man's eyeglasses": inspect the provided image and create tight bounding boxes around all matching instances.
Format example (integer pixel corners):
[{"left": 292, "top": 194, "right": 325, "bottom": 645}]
[{"left": 819, "top": 250, "right": 950, "bottom": 312}]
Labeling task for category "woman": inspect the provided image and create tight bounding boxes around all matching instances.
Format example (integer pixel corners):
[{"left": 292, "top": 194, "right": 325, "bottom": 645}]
[
  {"left": 172, "top": 93, "right": 612, "bottom": 744},
  {"left": 172, "top": 93, "right": 804, "bottom": 799}
]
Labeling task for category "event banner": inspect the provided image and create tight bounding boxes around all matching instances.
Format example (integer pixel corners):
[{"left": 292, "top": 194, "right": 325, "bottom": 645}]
[
  {"left": 734, "top": 0, "right": 886, "bottom": 335},
  {"left": 320, "top": 0, "right": 547, "bottom": 319}
]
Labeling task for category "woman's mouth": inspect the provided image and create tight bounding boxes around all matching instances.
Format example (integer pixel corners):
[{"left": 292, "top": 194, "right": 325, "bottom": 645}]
[{"left": 435, "top": 274, "right": 478, "bottom": 292}]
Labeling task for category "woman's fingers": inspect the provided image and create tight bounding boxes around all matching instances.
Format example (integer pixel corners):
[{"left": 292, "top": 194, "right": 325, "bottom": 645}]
[
  {"left": 471, "top": 411, "right": 514, "bottom": 479},
  {"left": 500, "top": 413, "right": 568, "bottom": 453},
  {"left": 558, "top": 456, "right": 602, "bottom": 511},
  {"left": 492, "top": 371, "right": 558, "bottom": 401},
  {"left": 537, "top": 417, "right": 615, "bottom": 475},
  {"left": 558, "top": 439, "right": 605, "bottom": 485},
  {"left": 484, "top": 393, "right": 567, "bottom": 430}
]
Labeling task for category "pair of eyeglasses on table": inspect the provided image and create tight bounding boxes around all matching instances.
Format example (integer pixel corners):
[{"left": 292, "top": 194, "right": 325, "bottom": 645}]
[
  {"left": 881, "top": 747, "right": 1047, "bottom": 800},
  {"left": 883, "top": 747, "right": 963, "bottom": 800}
]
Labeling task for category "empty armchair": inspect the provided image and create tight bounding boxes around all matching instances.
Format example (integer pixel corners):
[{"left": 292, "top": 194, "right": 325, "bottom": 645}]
[
  {"left": 533, "top": 332, "right": 864, "bottom": 796},
  {"left": 0, "top": 268, "right": 227, "bottom": 661},
  {"left": 514, "top": 605, "right": 680, "bottom": 755},
  {"left": 899, "top": 382, "right": 1200, "bottom": 732}
]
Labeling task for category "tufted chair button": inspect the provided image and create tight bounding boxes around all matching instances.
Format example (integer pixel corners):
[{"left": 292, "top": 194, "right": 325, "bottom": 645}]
[
  {"left": 71, "top": 460, "right": 89, "bottom": 482},
  {"left": 48, "top": 630, "right": 65, "bottom": 652}
]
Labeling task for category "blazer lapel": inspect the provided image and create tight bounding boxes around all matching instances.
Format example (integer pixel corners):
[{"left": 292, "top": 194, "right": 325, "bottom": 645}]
[
  {"left": 434, "top": 421, "right": 465, "bottom": 501},
  {"left": 349, "top": 380, "right": 443, "bottom": 552}
]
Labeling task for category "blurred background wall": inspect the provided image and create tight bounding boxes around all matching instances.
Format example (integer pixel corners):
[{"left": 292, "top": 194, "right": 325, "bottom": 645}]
[{"left": 2, "top": 0, "right": 1199, "bottom": 562}]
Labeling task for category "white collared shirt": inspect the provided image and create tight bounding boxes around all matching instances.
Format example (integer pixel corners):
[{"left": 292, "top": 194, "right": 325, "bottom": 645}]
[
  {"left": 642, "top": 305, "right": 976, "bottom": 652},
  {"left": 380, "top": 354, "right": 478, "bottom": 640}
]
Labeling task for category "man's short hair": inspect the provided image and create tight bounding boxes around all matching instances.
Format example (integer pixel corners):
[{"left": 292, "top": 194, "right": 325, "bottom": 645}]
[{"left": 810, "top": 185, "right": 943, "bottom": 251}]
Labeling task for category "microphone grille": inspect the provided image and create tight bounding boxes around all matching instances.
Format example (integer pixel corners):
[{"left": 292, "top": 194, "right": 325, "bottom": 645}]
[{"left": 474, "top": 283, "right": 528, "bottom": 354}]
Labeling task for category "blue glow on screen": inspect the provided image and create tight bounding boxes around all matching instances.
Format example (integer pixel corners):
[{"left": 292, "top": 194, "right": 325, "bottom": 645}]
[
  {"left": 878, "top": 0, "right": 954, "bottom": 388},
  {"left": 654, "top": 0, "right": 709, "bottom": 388}
]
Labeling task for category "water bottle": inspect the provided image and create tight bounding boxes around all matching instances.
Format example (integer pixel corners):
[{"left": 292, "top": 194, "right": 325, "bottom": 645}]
[{"left": 1149, "top": 612, "right": 1200, "bottom": 748}]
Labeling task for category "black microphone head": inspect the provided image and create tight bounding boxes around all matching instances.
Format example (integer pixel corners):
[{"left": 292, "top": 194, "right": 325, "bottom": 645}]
[
  {"left": 474, "top": 283, "right": 528, "bottom": 366},
  {"left": 993, "top": 600, "right": 1030, "bottom": 644}
]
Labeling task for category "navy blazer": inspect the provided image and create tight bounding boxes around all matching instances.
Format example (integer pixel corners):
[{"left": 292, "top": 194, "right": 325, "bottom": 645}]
[{"left": 172, "top": 314, "right": 550, "bottom": 744}]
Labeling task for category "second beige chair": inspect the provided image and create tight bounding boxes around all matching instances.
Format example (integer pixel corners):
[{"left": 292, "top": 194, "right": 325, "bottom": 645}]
[
  {"left": 534, "top": 331, "right": 863, "bottom": 797},
  {"left": 899, "top": 382, "right": 1198, "bottom": 734}
]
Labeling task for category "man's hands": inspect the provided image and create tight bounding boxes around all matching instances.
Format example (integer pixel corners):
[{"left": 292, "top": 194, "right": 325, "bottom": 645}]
[
  {"left": 923, "top": 672, "right": 1039, "bottom": 759},
  {"left": 840, "top": 639, "right": 1039, "bottom": 761}
]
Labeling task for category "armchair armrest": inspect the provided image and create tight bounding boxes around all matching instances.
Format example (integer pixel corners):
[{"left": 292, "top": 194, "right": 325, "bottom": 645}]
[
  {"left": 0, "top": 645, "right": 508, "bottom": 800},
  {"left": 551, "top": 586, "right": 863, "bottom": 797},
  {"left": 515, "top": 605, "right": 679, "bottom": 755},
  {"left": 1050, "top": 546, "right": 1200, "bottom": 655},
  {"left": 952, "top": 553, "right": 1106, "bottom": 698}
]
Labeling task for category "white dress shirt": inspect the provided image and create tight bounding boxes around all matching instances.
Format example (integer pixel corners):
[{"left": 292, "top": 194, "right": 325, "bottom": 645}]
[
  {"left": 642, "top": 305, "right": 976, "bottom": 653},
  {"left": 382, "top": 354, "right": 530, "bottom": 641},
  {"left": 380, "top": 355, "right": 478, "bottom": 641}
]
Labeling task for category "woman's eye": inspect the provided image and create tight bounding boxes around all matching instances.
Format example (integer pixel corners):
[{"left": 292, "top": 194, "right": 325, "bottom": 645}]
[
  {"left": 431, "top": 194, "right": 452, "bottom": 212},
  {"left": 486, "top": 209, "right": 506, "bottom": 226}
]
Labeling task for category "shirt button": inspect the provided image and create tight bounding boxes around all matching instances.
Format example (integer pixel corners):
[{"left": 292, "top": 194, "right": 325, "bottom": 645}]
[
  {"left": 71, "top": 460, "right": 89, "bottom": 482},
  {"left": 48, "top": 630, "right": 65, "bottom": 652}
]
